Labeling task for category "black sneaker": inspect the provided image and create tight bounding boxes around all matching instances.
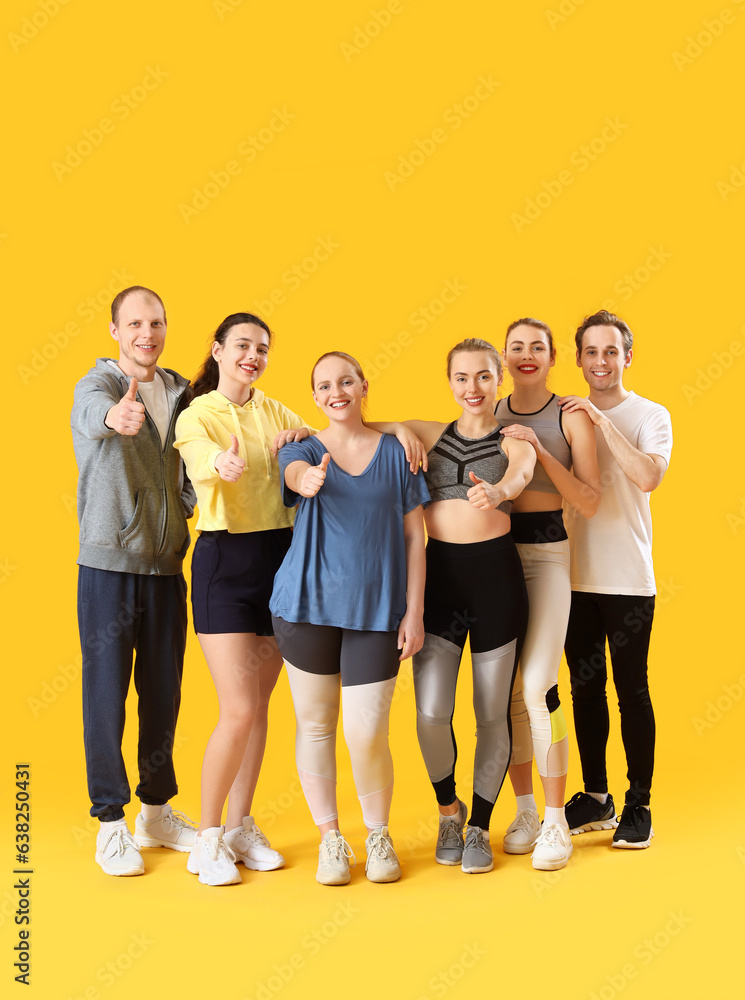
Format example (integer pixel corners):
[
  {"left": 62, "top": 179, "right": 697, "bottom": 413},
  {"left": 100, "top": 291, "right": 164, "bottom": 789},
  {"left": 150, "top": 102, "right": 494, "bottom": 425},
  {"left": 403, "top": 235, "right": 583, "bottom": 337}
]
[
  {"left": 564, "top": 792, "right": 618, "bottom": 835},
  {"left": 612, "top": 804, "right": 654, "bottom": 849}
]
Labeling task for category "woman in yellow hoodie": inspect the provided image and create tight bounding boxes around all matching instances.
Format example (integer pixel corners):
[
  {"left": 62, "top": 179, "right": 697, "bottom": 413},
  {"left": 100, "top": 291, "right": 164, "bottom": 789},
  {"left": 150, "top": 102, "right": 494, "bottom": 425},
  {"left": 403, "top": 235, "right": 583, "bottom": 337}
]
[{"left": 174, "top": 312, "right": 314, "bottom": 886}]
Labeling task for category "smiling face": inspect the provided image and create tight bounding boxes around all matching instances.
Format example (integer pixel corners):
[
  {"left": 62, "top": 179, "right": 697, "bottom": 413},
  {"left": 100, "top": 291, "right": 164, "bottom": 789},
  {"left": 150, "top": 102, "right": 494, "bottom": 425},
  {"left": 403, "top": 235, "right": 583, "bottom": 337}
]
[
  {"left": 312, "top": 354, "right": 367, "bottom": 422},
  {"left": 503, "top": 324, "right": 555, "bottom": 383},
  {"left": 448, "top": 350, "right": 502, "bottom": 415},
  {"left": 109, "top": 291, "right": 166, "bottom": 379},
  {"left": 576, "top": 324, "right": 632, "bottom": 395},
  {"left": 212, "top": 322, "right": 270, "bottom": 403}
]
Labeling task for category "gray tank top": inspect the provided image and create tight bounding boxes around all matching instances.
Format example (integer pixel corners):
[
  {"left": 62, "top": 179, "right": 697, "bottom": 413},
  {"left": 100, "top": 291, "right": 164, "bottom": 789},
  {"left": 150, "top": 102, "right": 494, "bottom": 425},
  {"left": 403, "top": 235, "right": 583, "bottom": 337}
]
[
  {"left": 424, "top": 421, "right": 512, "bottom": 515},
  {"left": 494, "top": 394, "right": 571, "bottom": 495}
]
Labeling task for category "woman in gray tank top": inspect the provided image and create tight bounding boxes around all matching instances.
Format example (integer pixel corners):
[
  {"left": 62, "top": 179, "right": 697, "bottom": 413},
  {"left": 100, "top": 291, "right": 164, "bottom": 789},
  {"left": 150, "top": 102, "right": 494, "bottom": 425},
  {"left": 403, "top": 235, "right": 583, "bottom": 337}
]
[{"left": 496, "top": 318, "right": 601, "bottom": 871}]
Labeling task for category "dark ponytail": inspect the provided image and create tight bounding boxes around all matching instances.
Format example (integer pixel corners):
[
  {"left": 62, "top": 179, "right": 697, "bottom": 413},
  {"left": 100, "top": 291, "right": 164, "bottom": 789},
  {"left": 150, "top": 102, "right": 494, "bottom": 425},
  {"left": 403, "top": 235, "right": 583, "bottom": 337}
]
[{"left": 191, "top": 313, "right": 274, "bottom": 398}]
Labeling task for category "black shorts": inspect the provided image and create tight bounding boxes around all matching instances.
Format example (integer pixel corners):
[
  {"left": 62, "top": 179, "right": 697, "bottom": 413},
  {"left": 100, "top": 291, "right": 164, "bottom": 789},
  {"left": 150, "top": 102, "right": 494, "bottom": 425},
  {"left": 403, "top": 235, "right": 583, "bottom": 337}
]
[
  {"left": 271, "top": 617, "right": 401, "bottom": 687},
  {"left": 191, "top": 528, "right": 292, "bottom": 635}
]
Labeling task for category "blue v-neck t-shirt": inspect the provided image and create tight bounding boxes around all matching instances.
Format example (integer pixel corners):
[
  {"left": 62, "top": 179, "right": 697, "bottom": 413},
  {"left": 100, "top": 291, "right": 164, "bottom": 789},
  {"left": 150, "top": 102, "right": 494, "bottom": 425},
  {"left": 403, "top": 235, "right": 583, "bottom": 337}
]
[{"left": 269, "top": 434, "right": 430, "bottom": 631}]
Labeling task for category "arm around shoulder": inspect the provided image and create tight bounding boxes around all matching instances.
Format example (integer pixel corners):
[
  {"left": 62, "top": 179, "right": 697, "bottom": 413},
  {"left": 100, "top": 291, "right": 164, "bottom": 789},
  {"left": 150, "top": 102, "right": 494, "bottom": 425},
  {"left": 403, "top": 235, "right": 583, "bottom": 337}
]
[{"left": 558, "top": 408, "right": 601, "bottom": 517}]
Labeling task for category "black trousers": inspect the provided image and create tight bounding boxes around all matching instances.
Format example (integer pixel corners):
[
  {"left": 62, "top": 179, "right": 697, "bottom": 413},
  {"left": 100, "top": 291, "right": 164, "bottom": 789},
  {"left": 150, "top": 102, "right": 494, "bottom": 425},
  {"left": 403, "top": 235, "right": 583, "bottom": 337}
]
[{"left": 564, "top": 591, "right": 656, "bottom": 807}]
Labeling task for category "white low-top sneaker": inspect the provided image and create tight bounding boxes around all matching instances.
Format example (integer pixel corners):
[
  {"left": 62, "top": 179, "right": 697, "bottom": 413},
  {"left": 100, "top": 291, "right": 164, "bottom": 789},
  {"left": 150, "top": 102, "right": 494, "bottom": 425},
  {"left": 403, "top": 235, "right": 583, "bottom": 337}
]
[
  {"left": 316, "top": 830, "right": 356, "bottom": 886},
  {"left": 502, "top": 809, "right": 541, "bottom": 855},
  {"left": 365, "top": 826, "right": 401, "bottom": 883},
  {"left": 225, "top": 816, "right": 284, "bottom": 871},
  {"left": 187, "top": 827, "right": 241, "bottom": 886},
  {"left": 531, "top": 823, "right": 573, "bottom": 871},
  {"left": 95, "top": 824, "right": 144, "bottom": 877},
  {"left": 134, "top": 804, "right": 197, "bottom": 852}
]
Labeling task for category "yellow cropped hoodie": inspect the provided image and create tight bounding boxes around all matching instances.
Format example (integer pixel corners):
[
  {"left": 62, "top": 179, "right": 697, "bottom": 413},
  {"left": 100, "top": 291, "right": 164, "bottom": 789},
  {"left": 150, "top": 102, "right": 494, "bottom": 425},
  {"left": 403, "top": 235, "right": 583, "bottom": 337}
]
[{"left": 173, "top": 389, "right": 313, "bottom": 533}]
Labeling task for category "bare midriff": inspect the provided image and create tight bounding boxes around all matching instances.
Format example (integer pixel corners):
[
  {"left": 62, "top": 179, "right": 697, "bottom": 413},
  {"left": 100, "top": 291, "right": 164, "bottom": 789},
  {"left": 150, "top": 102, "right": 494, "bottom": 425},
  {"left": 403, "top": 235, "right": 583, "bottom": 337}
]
[
  {"left": 424, "top": 498, "right": 511, "bottom": 544},
  {"left": 510, "top": 489, "right": 562, "bottom": 514}
]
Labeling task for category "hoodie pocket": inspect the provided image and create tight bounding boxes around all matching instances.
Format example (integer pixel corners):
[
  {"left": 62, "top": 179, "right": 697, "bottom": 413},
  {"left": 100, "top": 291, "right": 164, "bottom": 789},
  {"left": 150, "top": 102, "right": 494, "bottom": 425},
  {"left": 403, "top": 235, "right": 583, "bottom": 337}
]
[{"left": 118, "top": 489, "right": 159, "bottom": 550}]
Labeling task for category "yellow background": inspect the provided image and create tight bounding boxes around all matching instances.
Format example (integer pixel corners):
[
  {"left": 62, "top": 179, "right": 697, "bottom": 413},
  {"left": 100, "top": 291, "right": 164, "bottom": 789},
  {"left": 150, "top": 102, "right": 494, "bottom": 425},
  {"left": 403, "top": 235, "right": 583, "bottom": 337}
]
[{"left": 2, "top": 1, "right": 743, "bottom": 997}]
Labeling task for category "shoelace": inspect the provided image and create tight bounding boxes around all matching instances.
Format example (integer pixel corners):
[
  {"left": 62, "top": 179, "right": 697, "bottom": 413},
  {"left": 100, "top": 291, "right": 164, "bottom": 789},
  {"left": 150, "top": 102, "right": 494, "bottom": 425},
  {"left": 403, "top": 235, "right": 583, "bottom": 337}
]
[
  {"left": 539, "top": 824, "right": 561, "bottom": 846},
  {"left": 106, "top": 827, "right": 137, "bottom": 857},
  {"left": 511, "top": 810, "right": 538, "bottom": 833},
  {"left": 368, "top": 831, "right": 393, "bottom": 860},
  {"left": 619, "top": 806, "right": 644, "bottom": 832},
  {"left": 438, "top": 818, "right": 463, "bottom": 847},
  {"left": 205, "top": 837, "right": 237, "bottom": 864},
  {"left": 164, "top": 808, "right": 198, "bottom": 831},
  {"left": 244, "top": 824, "right": 269, "bottom": 846},
  {"left": 324, "top": 835, "right": 356, "bottom": 868},
  {"left": 464, "top": 828, "right": 485, "bottom": 850}
]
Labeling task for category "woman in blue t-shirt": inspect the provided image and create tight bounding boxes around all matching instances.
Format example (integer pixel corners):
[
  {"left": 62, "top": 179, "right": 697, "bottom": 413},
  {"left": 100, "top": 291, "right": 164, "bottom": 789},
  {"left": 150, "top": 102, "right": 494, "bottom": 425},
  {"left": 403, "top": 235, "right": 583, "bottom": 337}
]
[{"left": 270, "top": 351, "right": 429, "bottom": 886}]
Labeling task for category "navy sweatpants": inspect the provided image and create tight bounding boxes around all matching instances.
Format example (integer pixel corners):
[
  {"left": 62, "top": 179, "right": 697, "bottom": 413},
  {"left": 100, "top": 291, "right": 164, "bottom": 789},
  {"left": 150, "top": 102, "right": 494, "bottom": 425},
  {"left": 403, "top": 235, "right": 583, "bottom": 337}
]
[{"left": 78, "top": 566, "right": 187, "bottom": 821}]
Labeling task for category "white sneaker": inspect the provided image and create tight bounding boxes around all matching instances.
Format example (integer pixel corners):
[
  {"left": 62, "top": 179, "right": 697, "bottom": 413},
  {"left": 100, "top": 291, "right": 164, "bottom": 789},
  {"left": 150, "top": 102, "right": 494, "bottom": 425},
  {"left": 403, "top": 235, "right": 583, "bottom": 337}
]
[
  {"left": 95, "top": 823, "right": 144, "bottom": 877},
  {"left": 224, "top": 816, "right": 284, "bottom": 871},
  {"left": 531, "top": 823, "right": 573, "bottom": 871},
  {"left": 187, "top": 826, "right": 241, "bottom": 886},
  {"left": 316, "top": 831, "right": 356, "bottom": 886},
  {"left": 134, "top": 804, "right": 197, "bottom": 852},
  {"left": 365, "top": 826, "right": 401, "bottom": 883},
  {"left": 503, "top": 809, "right": 541, "bottom": 855}
]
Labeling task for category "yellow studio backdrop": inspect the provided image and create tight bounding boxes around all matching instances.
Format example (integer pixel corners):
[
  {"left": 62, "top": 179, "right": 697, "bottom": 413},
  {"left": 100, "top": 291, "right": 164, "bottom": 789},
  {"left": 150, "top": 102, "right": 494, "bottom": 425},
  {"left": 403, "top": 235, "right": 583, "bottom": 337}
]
[{"left": 1, "top": 1, "right": 742, "bottom": 997}]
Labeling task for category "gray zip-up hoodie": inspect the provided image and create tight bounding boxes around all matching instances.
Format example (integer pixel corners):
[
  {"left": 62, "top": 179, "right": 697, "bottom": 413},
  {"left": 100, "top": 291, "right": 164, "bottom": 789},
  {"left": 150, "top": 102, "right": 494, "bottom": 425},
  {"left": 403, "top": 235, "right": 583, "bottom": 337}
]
[{"left": 71, "top": 359, "right": 196, "bottom": 575}]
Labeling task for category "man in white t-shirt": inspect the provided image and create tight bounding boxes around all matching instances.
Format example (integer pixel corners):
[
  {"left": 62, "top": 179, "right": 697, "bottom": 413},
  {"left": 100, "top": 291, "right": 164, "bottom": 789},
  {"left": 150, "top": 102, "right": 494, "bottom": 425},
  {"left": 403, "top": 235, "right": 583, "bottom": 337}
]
[{"left": 558, "top": 310, "right": 672, "bottom": 849}]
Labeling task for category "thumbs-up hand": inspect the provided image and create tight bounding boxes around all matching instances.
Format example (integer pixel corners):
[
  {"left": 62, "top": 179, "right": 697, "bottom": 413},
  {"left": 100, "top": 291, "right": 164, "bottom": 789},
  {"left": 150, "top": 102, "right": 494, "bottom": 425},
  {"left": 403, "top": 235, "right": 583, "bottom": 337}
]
[
  {"left": 466, "top": 470, "right": 503, "bottom": 511},
  {"left": 299, "top": 452, "right": 330, "bottom": 497},
  {"left": 215, "top": 433, "right": 246, "bottom": 482},
  {"left": 104, "top": 378, "right": 146, "bottom": 436}
]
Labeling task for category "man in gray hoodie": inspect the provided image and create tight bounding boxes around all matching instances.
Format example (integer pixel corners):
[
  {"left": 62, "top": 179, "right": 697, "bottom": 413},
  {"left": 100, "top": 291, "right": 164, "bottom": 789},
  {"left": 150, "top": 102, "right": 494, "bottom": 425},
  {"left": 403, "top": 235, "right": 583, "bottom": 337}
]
[{"left": 71, "top": 286, "right": 197, "bottom": 875}]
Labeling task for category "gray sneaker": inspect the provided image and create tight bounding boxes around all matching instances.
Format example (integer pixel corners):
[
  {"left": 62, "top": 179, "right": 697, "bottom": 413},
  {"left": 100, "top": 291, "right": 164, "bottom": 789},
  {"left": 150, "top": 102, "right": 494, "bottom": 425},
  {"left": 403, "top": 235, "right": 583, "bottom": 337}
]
[
  {"left": 435, "top": 800, "right": 468, "bottom": 865},
  {"left": 365, "top": 826, "right": 401, "bottom": 883},
  {"left": 461, "top": 826, "right": 494, "bottom": 874},
  {"left": 316, "top": 831, "right": 356, "bottom": 886}
]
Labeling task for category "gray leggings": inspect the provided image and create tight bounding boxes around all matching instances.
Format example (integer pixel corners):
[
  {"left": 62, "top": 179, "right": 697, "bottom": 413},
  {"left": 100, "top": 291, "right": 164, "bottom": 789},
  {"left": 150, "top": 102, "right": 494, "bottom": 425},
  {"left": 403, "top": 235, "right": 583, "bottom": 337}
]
[{"left": 413, "top": 536, "right": 528, "bottom": 829}]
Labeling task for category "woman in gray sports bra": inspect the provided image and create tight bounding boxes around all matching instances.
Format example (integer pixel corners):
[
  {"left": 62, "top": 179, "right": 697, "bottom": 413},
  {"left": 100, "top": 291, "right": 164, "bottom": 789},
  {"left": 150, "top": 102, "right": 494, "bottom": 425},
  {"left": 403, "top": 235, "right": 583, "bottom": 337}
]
[
  {"left": 375, "top": 338, "right": 535, "bottom": 874},
  {"left": 496, "top": 318, "right": 600, "bottom": 872}
]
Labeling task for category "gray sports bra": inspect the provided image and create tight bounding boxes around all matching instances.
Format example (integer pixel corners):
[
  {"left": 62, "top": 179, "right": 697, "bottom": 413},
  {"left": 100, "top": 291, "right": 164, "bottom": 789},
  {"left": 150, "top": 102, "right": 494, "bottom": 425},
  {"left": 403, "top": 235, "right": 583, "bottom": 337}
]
[
  {"left": 424, "top": 421, "right": 511, "bottom": 515},
  {"left": 494, "top": 394, "right": 571, "bottom": 495}
]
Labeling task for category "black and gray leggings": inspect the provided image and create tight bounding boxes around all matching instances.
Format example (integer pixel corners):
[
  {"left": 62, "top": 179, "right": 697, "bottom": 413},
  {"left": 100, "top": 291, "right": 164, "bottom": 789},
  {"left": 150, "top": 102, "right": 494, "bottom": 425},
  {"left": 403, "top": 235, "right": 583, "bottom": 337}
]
[{"left": 413, "top": 535, "right": 529, "bottom": 830}]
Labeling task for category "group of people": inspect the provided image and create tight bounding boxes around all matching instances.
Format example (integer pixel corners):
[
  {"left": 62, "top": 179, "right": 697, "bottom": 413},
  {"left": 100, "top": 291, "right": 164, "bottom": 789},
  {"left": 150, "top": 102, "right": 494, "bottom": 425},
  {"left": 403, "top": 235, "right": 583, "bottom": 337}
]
[{"left": 71, "top": 285, "right": 672, "bottom": 887}]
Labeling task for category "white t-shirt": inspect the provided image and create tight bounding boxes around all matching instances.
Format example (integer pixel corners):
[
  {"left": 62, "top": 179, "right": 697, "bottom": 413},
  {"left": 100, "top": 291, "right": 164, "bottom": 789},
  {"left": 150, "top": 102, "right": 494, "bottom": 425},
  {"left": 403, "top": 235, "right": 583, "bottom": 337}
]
[
  {"left": 565, "top": 391, "right": 672, "bottom": 597},
  {"left": 136, "top": 373, "right": 172, "bottom": 449}
]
